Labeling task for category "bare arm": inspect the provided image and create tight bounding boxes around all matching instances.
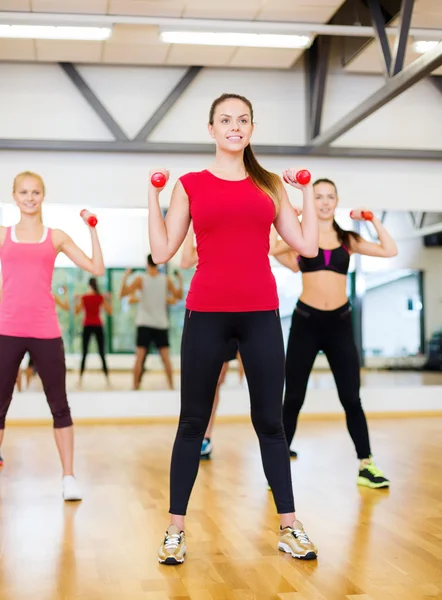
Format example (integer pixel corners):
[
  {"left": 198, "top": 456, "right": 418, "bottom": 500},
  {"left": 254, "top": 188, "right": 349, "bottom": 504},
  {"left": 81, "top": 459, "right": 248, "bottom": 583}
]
[
  {"left": 74, "top": 295, "right": 83, "bottom": 316},
  {"left": 54, "top": 224, "right": 105, "bottom": 276},
  {"left": 180, "top": 223, "right": 198, "bottom": 269},
  {"left": 103, "top": 293, "right": 112, "bottom": 315},
  {"left": 273, "top": 170, "right": 318, "bottom": 258},
  {"left": 148, "top": 170, "right": 191, "bottom": 264},
  {"left": 350, "top": 211, "right": 398, "bottom": 257},
  {"left": 120, "top": 269, "right": 142, "bottom": 299},
  {"left": 54, "top": 295, "right": 70, "bottom": 311},
  {"left": 274, "top": 251, "right": 300, "bottom": 272},
  {"left": 168, "top": 273, "right": 183, "bottom": 301}
]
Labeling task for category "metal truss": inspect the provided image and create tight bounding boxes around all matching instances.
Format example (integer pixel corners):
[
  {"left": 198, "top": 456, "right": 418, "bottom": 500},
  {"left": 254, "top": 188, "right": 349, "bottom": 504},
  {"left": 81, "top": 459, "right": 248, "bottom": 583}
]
[
  {"left": 310, "top": 39, "right": 442, "bottom": 148},
  {"left": 305, "top": 36, "right": 331, "bottom": 141}
]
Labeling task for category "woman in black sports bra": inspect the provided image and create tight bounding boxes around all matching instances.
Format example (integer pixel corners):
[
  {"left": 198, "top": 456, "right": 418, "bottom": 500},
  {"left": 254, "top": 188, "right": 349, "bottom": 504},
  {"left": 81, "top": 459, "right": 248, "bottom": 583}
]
[{"left": 272, "top": 178, "right": 397, "bottom": 489}]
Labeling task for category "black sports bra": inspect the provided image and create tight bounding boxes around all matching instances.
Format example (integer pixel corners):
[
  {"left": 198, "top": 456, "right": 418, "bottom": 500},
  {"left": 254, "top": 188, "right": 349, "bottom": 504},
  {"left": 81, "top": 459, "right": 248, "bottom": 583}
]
[{"left": 297, "top": 245, "right": 350, "bottom": 275}]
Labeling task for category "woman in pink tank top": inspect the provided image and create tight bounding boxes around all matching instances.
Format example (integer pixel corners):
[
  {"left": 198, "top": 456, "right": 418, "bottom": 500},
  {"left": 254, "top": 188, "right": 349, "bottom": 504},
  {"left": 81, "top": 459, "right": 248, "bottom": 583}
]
[
  {"left": 0, "top": 171, "right": 105, "bottom": 501},
  {"left": 149, "top": 94, "right": 320, "bottom": 565}
]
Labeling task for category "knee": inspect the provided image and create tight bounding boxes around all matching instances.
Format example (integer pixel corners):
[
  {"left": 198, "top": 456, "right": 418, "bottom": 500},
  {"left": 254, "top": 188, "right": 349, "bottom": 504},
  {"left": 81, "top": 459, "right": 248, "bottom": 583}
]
[
  {"left": 251, "top": 413, "right": 284, "bottom": 438},
  {"left": 177, "top": 415, "right": 209, "bottom": 439},
  {"left": 51, "top": 401, "right": 73, "bottom": 428},
  {"left": 341, "top": 395, "right": 364, "bottom": 414}
]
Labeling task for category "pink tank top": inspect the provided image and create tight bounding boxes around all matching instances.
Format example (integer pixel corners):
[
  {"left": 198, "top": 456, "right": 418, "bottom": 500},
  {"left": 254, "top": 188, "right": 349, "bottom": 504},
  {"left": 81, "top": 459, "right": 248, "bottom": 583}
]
[{"left": 0, "top": 226, "right": 61, "bottom": 339}]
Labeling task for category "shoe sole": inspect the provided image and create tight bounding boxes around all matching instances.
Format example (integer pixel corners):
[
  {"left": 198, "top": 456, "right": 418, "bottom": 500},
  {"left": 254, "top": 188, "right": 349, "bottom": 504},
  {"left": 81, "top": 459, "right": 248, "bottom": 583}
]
[
  {"left": 200, "top": 454, "right": 211, "bottom": 461},
  {"left": 278, "top": 542, "right": 317, "bottom": 560},
  {"left": 357, "top": 477, "right": 390, "bottom": 489},
  {"left": 63, "top": 497, "right": 83, "bottom": 502},
  {"left": 158, "top": 556, "right": 185, "bottom": 565}
]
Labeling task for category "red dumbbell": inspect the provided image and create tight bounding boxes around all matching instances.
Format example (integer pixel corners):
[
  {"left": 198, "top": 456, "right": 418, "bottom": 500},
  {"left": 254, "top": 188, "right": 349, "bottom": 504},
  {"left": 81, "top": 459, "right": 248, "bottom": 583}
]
[
  {"left": 350, "top": 210, "right": 373, "bottom": 221},
  {"left": 80, "top": 209, "right": 98, "bottom": 228},
  {"left": 295, "top": 169, "right": 311, "bottom": 185},
  {"left": 151, "top": 172, "right": 167, "bottom": 188}
]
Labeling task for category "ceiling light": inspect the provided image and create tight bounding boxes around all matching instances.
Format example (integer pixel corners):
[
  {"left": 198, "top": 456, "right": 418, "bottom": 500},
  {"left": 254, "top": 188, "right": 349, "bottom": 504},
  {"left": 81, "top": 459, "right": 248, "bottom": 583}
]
[
  {"left": 160, "top": 31, "right": 312, "bottom": 49},
  {"left": 0, "top": 24, "right": 112, "bottom": 41},
  {"left": 413, "top": 40, "right": 439, "bottom": 54}
]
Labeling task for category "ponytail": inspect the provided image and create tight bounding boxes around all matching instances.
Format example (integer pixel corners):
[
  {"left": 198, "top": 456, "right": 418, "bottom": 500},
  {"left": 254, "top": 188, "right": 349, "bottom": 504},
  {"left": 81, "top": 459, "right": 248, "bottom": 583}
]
[
  {"left": 89, "top": 277, "right": 100, "bottom": 295},
  {"left": 244, "top": 144, "right": 281, "bottom": 213},
  {"left": 332, "top": 219, "right": 361, "bottom": 249}
]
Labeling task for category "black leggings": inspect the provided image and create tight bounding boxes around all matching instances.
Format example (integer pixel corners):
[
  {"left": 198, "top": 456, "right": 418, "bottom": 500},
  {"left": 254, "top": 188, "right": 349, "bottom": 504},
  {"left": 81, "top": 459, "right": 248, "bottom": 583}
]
[
  {"left": 0, "top": 335, "right": 72, "bottom": 429},
  {"left": 170, "top": 309, "right": 295, "bottom": 516},
  {"left": 80, "top": 325, "right": 108, "bottom": 377},
  {"left": 283, "top": 300, "right": 371, "bottom": 460}
]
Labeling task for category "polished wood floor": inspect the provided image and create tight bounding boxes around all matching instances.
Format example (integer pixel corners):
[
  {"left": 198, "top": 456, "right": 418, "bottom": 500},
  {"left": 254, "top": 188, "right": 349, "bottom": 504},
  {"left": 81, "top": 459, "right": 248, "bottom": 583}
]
[
  {"left": 1, "top": 418, "right": 441, "bottom": 599},
  {"left": 18, "top": 367, "right": 442, "bottom": 393}
]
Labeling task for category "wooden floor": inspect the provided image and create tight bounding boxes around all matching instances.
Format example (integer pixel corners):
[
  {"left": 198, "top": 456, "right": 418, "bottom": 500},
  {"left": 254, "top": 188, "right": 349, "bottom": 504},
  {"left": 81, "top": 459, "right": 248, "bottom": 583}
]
[
  {"left": 19, "top": 368, "right": 442, "bottom": 393},
  {"left": 1, "top": 418, "right": 441, "bottom": 600}
]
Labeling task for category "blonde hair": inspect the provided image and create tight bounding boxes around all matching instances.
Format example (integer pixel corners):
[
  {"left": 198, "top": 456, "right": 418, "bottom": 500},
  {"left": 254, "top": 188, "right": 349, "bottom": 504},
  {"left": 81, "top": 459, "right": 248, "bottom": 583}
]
[
  {"left": 13, "top": 171, "right": 46, "bottom": 195},
  {"left": 209, "top": 93, "right": 282, "bottom": 214}
]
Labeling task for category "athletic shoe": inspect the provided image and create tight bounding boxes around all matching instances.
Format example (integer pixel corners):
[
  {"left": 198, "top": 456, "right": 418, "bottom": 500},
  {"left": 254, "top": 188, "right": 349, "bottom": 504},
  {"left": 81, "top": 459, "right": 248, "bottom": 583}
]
[
  {"left": 357, "top": 459, "right": 390, "bottom": 489},
  {"left": 278, "top": 520, "right": 318, "bottom": 560},
  {"left": 158, "top": 525, "right": 187, "bottom": 565},
  {"left": 200, "top": 438, "right": 212, "bottom": 460},
  {"left": 289, "top": 449, "right": 298, "bottom": 459},
  {"left": 0, "top": 453, "right": 3, "bottom": 468},
  {"left": 62, "top": 476, "right": 83, "bottom": 501}
]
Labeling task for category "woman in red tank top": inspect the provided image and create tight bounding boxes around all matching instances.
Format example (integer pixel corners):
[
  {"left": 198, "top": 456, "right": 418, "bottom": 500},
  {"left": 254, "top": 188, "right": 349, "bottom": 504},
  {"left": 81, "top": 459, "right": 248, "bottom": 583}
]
[
  {"left": 75, "top": 277, "right": 112, "bottom": 387},
  {"left": 0, "top": 171, "right": 105, "bottom": 501},
  {"left": 148, "top": 94, "right": 319, "bottom": 565}
]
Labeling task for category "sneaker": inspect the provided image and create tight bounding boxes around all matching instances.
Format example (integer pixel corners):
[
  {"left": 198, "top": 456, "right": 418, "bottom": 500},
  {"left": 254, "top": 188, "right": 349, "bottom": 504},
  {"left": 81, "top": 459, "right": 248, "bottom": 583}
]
[
  {"left": 289, "top": 449, "right": 298, "bottom": 459},
  {"left": 357, "top": 459, "right": 390, "bottom": 489},
  {"left": 158, "top": 525, "right": 187, "bottom": 565},
  {"left": 0, "top": 453, "right": 3, "bottom": 468},
  {"left": 278, "top": 520, "right": 318, "bottom": 560},
  {"left": 62, "top": 476, "right": 83, "bottom": 501},
  {"left": 200, "top": 438, "right": 212, "bottom": 460}
]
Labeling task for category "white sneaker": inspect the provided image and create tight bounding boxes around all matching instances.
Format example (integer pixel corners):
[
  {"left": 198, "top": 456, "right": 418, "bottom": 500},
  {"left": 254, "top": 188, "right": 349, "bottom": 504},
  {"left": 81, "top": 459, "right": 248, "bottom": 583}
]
[{"left": 62, "top": 476, "right": 83, "bottom": 501}]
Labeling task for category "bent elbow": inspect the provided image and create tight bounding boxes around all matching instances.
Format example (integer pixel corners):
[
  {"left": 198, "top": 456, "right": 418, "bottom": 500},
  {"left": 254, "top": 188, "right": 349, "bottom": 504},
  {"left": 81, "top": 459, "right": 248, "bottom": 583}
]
[
  {"left": 93, "top": 266, "right": 105, "bottom": 277},
  {"left": 151, "top": 251, "right": 169, "bottom": 265},
  {"left": 302, "top": 245, "right": 319, "bottom": 259}
]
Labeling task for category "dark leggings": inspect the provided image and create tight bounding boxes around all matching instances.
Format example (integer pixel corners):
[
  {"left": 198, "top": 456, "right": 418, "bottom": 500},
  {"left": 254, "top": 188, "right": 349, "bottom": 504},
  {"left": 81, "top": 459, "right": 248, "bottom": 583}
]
[
  {"left": 170, "top": 309, "right": 295, "bottom": 516},
  {"left": 0, "top": 335, "right": 72, "bottom": 429},
  {"left": 283, "top": 300, "right": 371, "bottom": 459},
  {"left": 80, "top": 325, "right": 108, "bottom": 377}
]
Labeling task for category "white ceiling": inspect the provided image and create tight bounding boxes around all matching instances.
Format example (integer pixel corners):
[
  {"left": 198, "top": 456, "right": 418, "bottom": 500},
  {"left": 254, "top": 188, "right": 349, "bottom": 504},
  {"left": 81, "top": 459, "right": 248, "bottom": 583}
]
[
  {"left": 0, "top": 0, "right": 440, "bottom": 72},
  {"left": 344, "top": 0, "right": 442, "bottom": 75},
  {"left": 0, "top": 0, "right": 344, "bottom": 67}
]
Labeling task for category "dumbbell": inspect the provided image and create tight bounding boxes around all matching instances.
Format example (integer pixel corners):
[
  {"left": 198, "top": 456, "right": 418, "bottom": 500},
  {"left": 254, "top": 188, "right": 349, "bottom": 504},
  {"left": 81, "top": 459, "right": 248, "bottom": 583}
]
[
  {"left": 80, "top": 209, "right": 98, "bottom": 227},
  {"left": 151, "top": 172, "right": 167, "bottom": 188},
  {"left": 350, "top": 210, "right": 373, "bottom": 221},
  {"left": 283, "top": 169, "right": 311, "bottom": 185}
]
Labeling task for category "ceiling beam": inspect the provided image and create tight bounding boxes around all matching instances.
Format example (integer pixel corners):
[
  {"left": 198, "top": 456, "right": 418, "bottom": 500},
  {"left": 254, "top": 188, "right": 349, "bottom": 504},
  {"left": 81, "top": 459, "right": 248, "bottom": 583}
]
[
  {"left": 366, "top": 0, "right": 392, "bottom": 76},
  {"left": 0, "top": 139, "right": 442, "bottom": 160},
  {"left": 310, "top": 42, "right": 442, "bottom": 148},
  {"left": 133, "top": 66, "right": 202, "bottom": 142},
  {"left": 59, "top": 63, "right": 129, "bottom": 142},
  {"left": 305, "top": 36, "right": 331, "bottom": 141},
  {"left": 390, "top": 0, "right": 415, "bottom": 76}
]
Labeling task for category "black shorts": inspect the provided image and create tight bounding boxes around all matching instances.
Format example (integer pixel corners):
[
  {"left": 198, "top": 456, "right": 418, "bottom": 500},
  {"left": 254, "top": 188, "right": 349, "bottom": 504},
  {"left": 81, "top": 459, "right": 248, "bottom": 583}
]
[
  {"left": 136, "top": 326, "right": 169, "bottom": 350},
  {"left": 225, "top": 338, "right": 239, "bottom": 362}
]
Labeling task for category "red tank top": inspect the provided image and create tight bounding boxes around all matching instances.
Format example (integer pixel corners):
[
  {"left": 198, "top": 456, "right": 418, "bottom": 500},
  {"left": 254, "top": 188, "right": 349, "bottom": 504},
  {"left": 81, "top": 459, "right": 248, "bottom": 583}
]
[
  {"left": 180, "top": 170, "right": 278, "bottom": 312},
  {"left": 82, "top": 294, "right": 104, "bottom": 326}
]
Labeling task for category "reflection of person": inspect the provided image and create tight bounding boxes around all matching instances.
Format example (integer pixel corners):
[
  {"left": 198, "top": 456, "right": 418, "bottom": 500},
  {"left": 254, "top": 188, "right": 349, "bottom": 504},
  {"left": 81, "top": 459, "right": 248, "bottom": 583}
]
[
  {"left": 181, "top": 223, "right": 244, "bottom": 460},
  {"left": 0, "top": 171, "right": 105, "bottom": 499},
  {"left": 148, "top": 93, "right": 319, "bottom": 565},
  {"left": 120, "top": 255, "right": 183, "bottom": 390},
  {"left": 272, "top": 177, "right": 397, "bottom": 489},
  {"left": 75, "top": 278, "right": 112, "bottom": 386}
]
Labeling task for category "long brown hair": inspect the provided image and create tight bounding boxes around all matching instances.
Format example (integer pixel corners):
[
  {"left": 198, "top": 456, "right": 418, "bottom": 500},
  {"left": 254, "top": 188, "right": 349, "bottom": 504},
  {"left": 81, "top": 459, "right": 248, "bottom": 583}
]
[
  {"left": 209, "top": 93, "right": 281, "bottom": 212},
  {"left": 314, "top": 178, "right": 361, "bottom": 248}
]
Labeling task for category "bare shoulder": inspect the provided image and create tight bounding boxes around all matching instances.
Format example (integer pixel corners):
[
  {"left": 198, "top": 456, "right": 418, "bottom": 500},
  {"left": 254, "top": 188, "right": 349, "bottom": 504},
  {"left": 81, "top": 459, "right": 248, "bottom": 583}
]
[{"left": 51, "top": 228, "right": 70, "bottom": 249}]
